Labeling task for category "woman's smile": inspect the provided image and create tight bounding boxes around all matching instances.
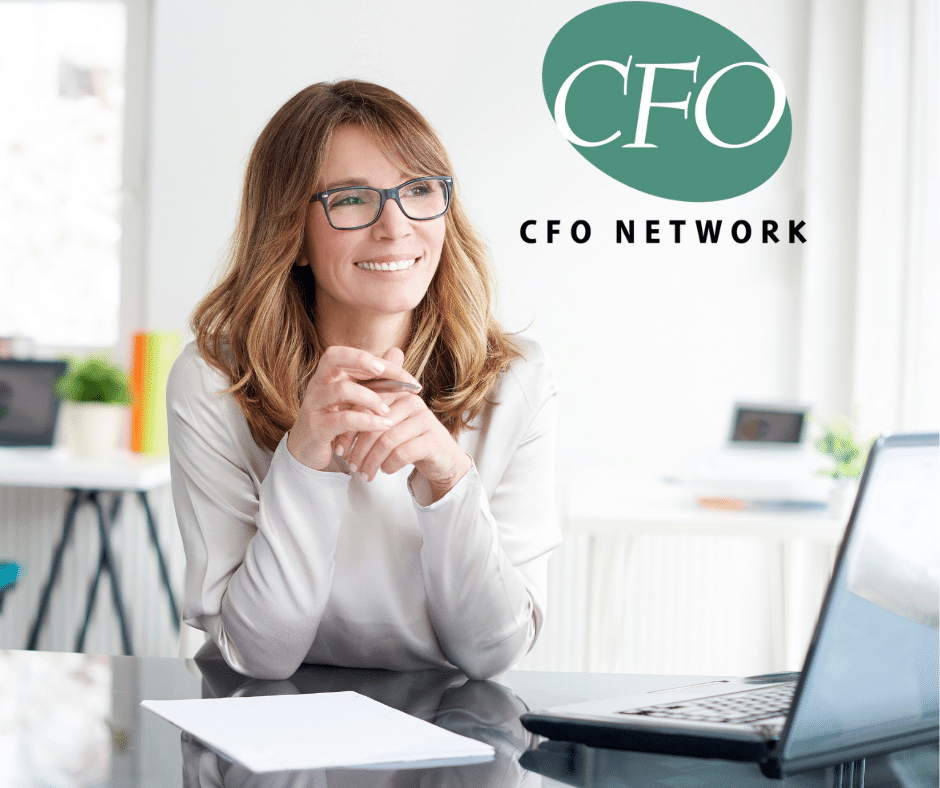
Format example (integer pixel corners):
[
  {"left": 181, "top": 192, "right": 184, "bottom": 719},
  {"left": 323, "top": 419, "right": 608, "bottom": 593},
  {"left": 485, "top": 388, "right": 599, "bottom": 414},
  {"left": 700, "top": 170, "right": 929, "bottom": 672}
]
[{"left": 355, "top": 256, "right": 419, "bottom": 272}]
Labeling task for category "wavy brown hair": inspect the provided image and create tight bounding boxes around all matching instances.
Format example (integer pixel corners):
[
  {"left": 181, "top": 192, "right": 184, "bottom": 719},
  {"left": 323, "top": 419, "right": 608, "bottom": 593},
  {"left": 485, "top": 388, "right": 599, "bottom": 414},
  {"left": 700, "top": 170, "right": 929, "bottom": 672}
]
[{"left": 191, "top": 80, "right": 519, "bottom": 452}]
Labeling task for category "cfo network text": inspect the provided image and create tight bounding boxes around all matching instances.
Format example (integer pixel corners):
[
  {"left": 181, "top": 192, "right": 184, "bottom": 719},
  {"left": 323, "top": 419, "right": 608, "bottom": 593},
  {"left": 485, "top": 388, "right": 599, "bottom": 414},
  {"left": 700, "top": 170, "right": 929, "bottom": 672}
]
[{"left": 519, "top": 219, "right": 807, "bottom": 244}]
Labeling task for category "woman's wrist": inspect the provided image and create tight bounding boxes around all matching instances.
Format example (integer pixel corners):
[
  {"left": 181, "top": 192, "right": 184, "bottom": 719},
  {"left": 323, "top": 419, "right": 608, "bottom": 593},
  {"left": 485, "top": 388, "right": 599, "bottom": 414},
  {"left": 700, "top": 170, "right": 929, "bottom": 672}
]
[
  {"left": 285, "top": 429, "right": 333, "bottom": 472},
  {"left": 423, "top": 452, "right": 473, "bottom": 503}
]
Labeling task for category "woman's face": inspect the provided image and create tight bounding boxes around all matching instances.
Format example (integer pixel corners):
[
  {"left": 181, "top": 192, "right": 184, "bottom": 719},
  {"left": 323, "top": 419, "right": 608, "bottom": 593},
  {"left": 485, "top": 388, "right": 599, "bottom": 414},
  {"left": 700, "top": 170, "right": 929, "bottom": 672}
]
[{"left": 299, "top": 125, "right": 446, "bottom": 327}]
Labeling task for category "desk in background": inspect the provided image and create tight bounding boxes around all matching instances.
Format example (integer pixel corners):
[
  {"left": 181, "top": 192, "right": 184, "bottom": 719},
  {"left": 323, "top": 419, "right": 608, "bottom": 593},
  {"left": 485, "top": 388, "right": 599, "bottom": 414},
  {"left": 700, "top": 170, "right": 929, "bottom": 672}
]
[
  {"left": 539, "top": 467, "right": 845, "bottom": 675},
  {"left": 0, "top": 453, "right": 846, "bottom": 672},
  {"left": 1, "top": 648, "right": 934, "bottom": 787},
  {"left": 0, "top": 450, "right": 178, "bottom": 655}
]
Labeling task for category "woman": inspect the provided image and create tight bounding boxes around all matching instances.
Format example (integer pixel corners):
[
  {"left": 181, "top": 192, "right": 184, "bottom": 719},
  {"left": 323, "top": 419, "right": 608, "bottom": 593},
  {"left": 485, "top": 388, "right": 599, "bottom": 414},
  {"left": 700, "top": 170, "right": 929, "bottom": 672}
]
[{"left": 168, "top": 80, "right": 560, "bottom": 681}]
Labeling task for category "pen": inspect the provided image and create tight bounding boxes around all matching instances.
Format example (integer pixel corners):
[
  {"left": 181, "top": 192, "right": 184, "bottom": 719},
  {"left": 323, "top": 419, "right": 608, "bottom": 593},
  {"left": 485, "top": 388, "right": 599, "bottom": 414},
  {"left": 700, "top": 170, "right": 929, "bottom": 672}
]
[{"left": 358, "top": 378, "right": 422, "bottom": 392}]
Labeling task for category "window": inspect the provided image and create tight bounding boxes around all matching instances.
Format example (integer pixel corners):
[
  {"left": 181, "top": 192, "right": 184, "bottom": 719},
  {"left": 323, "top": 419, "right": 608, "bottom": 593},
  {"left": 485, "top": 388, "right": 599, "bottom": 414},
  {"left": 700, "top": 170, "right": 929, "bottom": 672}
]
[{"left": 0, "top": 1, "right": 126, "bottom": 347}]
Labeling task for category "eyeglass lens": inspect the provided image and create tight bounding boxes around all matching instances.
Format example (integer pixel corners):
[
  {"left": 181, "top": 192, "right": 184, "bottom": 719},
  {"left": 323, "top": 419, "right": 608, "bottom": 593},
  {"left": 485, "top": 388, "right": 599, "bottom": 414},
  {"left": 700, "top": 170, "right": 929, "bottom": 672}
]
[{"left": 325, "top": 178, "right": 448, "bottom": 228}]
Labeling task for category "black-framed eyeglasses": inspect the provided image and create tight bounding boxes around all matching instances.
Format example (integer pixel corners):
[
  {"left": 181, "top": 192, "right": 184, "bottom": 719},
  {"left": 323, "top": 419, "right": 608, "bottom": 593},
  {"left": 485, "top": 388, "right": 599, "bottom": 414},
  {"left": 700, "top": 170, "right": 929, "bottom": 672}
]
[{"left": 311, "top": 176, "right": 453, "bottom": 230}]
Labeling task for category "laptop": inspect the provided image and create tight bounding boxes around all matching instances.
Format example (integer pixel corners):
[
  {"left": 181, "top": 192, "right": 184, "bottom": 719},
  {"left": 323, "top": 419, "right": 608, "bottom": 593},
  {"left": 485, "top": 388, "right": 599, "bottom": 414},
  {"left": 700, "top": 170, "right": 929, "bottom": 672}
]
[
  {"left": 728, "top": 402, "right": 809, "bottom": 448},
  {"left": 521, "top": 433, "right": 940, "bottom": 777},
  {"left": 0, "top": 359, "right": 68, "bottom": 448}
]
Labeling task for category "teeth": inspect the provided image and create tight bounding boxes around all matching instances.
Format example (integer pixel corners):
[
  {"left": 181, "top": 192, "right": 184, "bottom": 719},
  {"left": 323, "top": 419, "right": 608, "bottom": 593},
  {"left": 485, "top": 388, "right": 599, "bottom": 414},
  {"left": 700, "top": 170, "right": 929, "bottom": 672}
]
[{"left": 355, "top": 258, "right": 417, "bottom": 272}]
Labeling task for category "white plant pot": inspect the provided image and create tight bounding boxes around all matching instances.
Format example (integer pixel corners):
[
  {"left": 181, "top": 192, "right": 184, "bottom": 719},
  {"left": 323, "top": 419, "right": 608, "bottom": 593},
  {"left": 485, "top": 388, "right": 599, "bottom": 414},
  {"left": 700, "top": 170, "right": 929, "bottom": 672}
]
[{"left": 69, "top": 402, "right": 127, "bottom": 458}]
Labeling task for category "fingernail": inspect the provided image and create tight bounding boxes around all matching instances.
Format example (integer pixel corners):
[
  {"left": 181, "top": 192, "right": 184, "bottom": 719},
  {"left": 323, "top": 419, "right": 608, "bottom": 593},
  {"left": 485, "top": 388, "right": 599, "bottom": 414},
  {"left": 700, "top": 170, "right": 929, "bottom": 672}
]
[
  {"left": 382, "top": 418, "right": 393, "bottom": 427},
  {"left": 371, "top": 361, "right": 385, "bottom": 374},
  {"left": 348, "top": 462, "right": 358, "bottom": 473},
  {"left": 381, "top": 403, "right": 390, "bottom": 414},
  {"left": 335, "top": 445, "right": 344, "bottom": 457}
]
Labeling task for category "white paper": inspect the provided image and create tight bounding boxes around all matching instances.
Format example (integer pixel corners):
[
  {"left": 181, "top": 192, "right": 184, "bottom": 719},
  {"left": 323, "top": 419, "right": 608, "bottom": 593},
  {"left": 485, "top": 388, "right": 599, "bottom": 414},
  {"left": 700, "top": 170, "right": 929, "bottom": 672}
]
[{"left": 141, "top": 691, "right": 494, "bottom": 773}]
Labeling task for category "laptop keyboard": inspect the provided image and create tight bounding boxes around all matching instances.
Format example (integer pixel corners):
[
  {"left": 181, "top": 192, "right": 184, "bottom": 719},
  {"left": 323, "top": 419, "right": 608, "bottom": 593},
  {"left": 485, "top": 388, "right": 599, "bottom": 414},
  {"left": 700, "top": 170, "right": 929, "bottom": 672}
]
[{"left": 617, "top": 682, "right": 796, "bottom": 725}]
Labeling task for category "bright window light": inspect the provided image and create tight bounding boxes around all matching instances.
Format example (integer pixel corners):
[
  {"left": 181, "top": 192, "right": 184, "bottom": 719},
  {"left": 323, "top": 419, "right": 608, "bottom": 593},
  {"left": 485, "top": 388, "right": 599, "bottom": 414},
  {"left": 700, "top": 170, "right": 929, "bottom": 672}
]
[{"left": 0, "top": 1, "right": 126, "bottom": 347}]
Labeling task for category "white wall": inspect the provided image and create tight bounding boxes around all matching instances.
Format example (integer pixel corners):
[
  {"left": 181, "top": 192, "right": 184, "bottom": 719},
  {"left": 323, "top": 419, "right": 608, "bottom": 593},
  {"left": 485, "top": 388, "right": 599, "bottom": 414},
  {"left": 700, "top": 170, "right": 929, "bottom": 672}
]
[{"left": 143, "top": 0, "right": 814, "bottom": 474}]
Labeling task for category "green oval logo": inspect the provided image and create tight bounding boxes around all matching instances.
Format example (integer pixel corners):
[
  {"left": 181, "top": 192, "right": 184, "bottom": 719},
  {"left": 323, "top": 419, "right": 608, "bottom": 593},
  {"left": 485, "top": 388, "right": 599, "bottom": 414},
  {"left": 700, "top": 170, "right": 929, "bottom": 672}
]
[{"left": 543, "top": 2, "right": 792, "bottom": 202}]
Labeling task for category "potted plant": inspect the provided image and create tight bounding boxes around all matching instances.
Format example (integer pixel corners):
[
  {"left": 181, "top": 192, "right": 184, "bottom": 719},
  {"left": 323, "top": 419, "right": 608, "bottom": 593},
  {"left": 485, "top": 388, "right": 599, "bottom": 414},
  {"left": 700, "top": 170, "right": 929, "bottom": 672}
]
[
  {"left": 55, "top": 356, "right": 132, "bottom": 458},
  {"left": 813, "top": 415, "right": 874, "bottom": 520}
]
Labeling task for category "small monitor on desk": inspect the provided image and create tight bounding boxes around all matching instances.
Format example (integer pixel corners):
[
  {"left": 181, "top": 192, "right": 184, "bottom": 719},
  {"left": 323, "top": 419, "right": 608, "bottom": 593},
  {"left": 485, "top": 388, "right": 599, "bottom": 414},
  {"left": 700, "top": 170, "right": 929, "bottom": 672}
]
[
  {"left": 0, "top": 359, "right": 68, "bottom": 447},
  {"left": 728, "top": 402, "right": 808, "bottom": 447},
  {"left": 686, "top": 401, "right": 826, "bottom": 507}
]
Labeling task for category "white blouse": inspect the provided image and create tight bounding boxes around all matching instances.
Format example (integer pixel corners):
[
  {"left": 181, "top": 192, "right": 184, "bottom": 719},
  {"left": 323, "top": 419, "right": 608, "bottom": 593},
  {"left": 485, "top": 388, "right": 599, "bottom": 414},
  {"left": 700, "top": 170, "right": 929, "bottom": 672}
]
[{"left": 167, "top": 337, "right": 561, "bottom": 680}]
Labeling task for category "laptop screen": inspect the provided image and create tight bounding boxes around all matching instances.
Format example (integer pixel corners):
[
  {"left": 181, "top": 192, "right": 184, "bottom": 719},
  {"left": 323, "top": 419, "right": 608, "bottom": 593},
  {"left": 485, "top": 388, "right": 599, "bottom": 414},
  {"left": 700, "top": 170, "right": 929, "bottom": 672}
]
[
  {"left": 782, "top": 434, "right": 939, "bottom": 764},
  {"left": 729, "top": 404, "right": 806, "bottom": 445},
  {"left": 0, "top": 359, "right": 68, "bottom": 447}
]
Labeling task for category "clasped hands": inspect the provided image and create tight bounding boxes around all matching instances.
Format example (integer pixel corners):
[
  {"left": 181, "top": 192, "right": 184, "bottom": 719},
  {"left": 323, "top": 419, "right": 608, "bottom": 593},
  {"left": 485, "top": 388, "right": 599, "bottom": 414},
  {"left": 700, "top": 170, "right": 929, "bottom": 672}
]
[{"left": 286, "top": 346, "right": 472, "bottom": 501}]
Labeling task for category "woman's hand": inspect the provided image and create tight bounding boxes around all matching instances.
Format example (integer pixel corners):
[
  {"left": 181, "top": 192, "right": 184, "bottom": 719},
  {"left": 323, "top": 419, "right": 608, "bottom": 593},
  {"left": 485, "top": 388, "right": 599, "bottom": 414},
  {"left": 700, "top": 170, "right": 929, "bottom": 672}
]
[
  {"left": 286, "top": 346, "right": 419, "bottom": 471},
  {"left": 336, "top": 347, "right": 473, "bottom": 502}
]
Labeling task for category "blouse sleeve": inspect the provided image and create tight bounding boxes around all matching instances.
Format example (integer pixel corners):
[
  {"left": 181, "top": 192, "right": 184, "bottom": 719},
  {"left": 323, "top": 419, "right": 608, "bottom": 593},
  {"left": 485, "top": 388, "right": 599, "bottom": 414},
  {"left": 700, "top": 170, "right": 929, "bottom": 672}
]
[
  {"left": 410, "top": 341, "right": 562, "bottom": 679},
  {"left": 167, "top": 345, "right": 352, "bottom": 679}
]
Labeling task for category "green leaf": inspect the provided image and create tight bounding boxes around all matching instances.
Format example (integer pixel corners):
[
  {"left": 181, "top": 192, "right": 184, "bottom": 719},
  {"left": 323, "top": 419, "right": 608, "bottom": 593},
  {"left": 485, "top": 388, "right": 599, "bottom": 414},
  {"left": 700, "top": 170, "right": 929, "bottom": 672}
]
[
  {"left": 813, "top": 416, "right": 874, "bottom": 479},
  {"left": 54, "top": 356, "right": 132, "bottom": 405}
]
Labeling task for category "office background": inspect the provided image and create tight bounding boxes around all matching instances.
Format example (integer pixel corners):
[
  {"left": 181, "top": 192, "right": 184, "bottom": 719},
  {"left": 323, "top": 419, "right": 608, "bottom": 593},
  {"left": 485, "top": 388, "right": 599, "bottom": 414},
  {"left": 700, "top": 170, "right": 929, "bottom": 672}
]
[
  {"left": 1, "top": 0, "right": 937, "bottom": 674},
  {"left": 135, "top": 0, "right": 938, "bottom": 466}
]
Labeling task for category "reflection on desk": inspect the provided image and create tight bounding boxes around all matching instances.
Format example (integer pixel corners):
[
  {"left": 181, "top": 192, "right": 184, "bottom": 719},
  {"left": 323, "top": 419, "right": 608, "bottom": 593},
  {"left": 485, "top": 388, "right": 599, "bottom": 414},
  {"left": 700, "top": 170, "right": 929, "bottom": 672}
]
[
  {"left": 522, "top": 740, "right": 939, "bottom": 788},
  {"left": 1, "top": 648, "right": 935, "bottom": 787},
  {"left": 186, "top": 642, "right": 533, "bottom": 786}
]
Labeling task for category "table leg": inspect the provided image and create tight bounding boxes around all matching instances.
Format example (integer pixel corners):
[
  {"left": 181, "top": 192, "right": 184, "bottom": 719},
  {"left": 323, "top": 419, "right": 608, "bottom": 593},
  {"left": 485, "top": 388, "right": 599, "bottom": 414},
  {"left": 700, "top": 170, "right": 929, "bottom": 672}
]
[
  {"left": 138, "top": 490, "right": 180, "bottom": 632},
  {"left": 75, "top": 493, "right": 123, "bottom": 651},
  {"left": 25, "top": 489, "right": 83, "bottom": 650},
  {"left": 26, "top": 486, "right": 177, "bottom": 655},
  {"left": 75, "top": 547, "right": 107, "bottom": 652},
  {"left": 88, "top": 490, "right": 134, "bottom": 655}
]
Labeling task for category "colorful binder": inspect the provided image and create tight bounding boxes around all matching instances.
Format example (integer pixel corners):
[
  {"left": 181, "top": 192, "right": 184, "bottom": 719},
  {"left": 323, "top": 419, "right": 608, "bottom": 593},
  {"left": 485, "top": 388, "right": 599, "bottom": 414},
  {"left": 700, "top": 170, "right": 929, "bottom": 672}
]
[{"left": 131, "top": 331, "right": 181, "bottom": 456}]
